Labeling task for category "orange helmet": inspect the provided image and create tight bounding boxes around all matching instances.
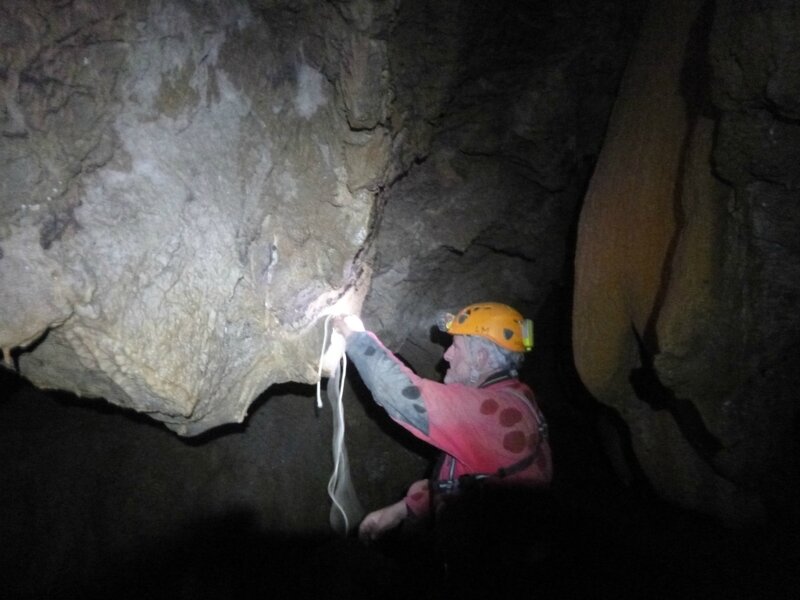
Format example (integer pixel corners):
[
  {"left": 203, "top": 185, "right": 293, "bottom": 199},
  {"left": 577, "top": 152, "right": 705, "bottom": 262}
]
[{"left": 438, "top": 302, "right": 534, "bottom": 352}]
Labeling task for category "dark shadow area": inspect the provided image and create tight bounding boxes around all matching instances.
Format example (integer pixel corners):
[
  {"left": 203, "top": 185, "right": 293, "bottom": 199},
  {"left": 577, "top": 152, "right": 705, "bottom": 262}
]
[
  {"left": 61, "top": 510, "right": 438, "bottom": 600},
  {"left": 2, "top": 348, "right": 799, "bottom": 599},
  {"left": 34, "top": 491, "right": 800, "bottom": 600},
  {"left": 0, "top": 364, "right": 22, "bottom": 396},
  {"left": 2, "top": 366, "right": 325, "bottom": 446},
  {"left": 1, "top": 326, "right": 51, "bottom": 373},
  {"left": 630, "top": 328, "right": 724, "bottom": 464},
  {"left": 185, "top": 380, "right": 320, "bottom": 445},
  {"left": 428, "top": 324, "right": 454, "bottom": 380}
]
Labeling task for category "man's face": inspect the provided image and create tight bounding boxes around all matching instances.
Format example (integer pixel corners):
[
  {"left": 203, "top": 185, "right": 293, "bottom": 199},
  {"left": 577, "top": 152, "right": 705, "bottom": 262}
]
[{"left": 443, "top": 335, "right": 473, "bottom": 384}]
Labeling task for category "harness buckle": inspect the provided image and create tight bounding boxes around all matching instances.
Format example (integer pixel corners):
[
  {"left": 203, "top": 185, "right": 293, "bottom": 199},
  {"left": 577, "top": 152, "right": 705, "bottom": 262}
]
[
  {"left": 432, "top": 479, "right": 459, "bottom": 493},
  {"left": 433, "top": 474, "right": 490, "bottom": 495},
  {"left": 538, "top": 420, "right": 549, "bottom": 440}
]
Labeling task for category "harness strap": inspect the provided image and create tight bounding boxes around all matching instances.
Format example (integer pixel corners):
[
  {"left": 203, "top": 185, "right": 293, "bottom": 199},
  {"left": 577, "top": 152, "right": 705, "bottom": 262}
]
[
  {"left": 479, "top": 369, "right": 517, "bottom": 388},
  {"left": 496, "top": 436, "right": 543, "bottom": 478}
]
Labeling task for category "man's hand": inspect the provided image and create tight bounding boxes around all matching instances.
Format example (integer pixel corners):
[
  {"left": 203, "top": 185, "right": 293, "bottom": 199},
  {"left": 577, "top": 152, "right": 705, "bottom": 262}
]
[
  {"left": 320, "top": 315, "right": 364, "bottom": 377},
  {"left": 358, "top": 499, "right": 408, "bottom": 543},
  {"left": 332, "top": 314, "right": 365, "bottom": 338}
]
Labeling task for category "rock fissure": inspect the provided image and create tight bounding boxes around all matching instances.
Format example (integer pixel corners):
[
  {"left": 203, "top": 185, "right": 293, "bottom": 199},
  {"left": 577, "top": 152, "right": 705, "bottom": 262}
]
[{"left": 474, "top": 242, "right": 537, "bottom": 263}]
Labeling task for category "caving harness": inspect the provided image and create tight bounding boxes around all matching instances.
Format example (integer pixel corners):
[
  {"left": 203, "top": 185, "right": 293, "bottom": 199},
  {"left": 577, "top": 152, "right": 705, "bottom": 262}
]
[{"left": 430, "top": 369, "right": 549, "bottom": 496}]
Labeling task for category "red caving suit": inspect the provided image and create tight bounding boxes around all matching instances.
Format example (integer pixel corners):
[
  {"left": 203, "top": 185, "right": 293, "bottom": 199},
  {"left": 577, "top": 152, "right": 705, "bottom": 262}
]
[{"left": 345, "top": 331, "right": 553, "bottom": 518}]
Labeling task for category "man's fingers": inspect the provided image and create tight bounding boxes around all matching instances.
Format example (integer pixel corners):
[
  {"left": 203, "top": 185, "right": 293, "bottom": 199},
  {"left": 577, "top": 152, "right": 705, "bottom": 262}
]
[{"left": 343, "top": 314, "right": 365, "bottom": 332}]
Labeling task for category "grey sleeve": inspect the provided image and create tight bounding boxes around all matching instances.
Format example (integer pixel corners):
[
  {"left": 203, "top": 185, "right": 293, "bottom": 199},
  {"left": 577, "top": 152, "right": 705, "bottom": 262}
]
[{"left": 345, "top": 331, "right": 430, "bottom": 435}]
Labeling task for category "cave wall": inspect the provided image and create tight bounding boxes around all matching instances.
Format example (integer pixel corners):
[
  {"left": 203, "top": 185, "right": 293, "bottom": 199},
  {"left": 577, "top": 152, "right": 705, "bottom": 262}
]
[
  {"left": 0, "top": 0, "right": 404, "bottom": 434},
  {"left": 573, "top": 0, "right": 800, "bottom": 523},
  {"left": 364, "top": 0, "right": 639, "bottom": 365}
]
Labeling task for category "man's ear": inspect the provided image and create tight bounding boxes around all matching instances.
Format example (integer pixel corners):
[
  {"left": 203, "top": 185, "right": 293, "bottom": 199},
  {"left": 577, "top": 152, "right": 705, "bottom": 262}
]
[{"left": 474, "top": 346, "right": 490, "bottom": 370}]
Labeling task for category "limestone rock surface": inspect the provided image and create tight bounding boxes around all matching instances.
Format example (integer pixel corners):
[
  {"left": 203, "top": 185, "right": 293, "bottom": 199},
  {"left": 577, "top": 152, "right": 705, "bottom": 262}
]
[{"left": 0, "top": 0, "right": 397, "bottom": 434}]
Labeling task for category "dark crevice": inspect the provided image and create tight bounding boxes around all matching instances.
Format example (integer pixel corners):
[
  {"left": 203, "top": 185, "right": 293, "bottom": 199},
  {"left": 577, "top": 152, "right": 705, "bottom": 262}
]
[
  {"left": 597, "top": 402, "right": 659, "bottom": 498},
  {"left": 440, "top": 244, "right": 463, "bottom": 256},
  {"left": 3, "top": 327, "right": 52, "bottom": 373},
  {"left": 625, "top": 1, "right": 726, "bottom": 470},
  {"left": 622, "top": 0, "right": 728, "bottom": 473},
  {"left": 39, "top": 204, "right": 81, "bottom": 250},
  {"left": 473, "top": 242, "right": 534, "bottom": 262},
  {"left": 629, "top": 328, "right": 724, "bottom": 464},
  {"left": 763, "top": 101, "right": 800, "bottom": 125},
  {"left": 637, "top": 0, "right": 717, "bottom": 356}
]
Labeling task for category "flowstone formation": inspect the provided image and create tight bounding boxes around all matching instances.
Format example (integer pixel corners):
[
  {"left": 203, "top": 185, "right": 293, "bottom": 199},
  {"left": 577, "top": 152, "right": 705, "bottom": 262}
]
[
  {"left": 573, "top": 0, "right": 800, "bottom": 523},
  {"left": 0, "top": 0, "right": 401, "bottom": 434}
]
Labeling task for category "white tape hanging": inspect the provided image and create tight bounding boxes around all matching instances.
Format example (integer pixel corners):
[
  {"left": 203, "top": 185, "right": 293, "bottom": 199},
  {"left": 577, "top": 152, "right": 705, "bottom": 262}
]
[{"left": 317, "top": 315, "right": 364, "bottom": 535}]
